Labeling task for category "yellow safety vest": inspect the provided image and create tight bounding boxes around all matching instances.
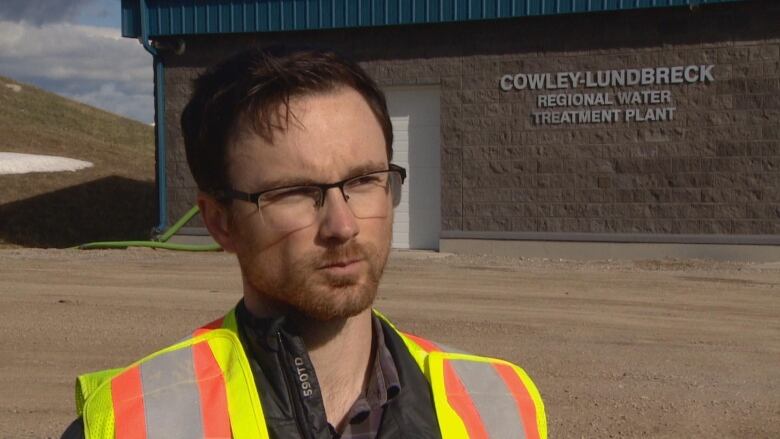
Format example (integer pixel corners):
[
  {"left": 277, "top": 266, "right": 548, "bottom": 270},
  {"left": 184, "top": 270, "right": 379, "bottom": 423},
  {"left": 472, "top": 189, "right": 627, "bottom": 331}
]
[{"left": 76, "top": 309, "right": 546, "bottom": 439}]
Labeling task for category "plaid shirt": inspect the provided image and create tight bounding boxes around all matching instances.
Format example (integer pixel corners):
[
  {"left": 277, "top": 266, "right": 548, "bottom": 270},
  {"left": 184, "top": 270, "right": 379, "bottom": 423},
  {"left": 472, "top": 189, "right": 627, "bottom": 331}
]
[{"left": 328, "top": 315, "right": 401, "bottom": 438}]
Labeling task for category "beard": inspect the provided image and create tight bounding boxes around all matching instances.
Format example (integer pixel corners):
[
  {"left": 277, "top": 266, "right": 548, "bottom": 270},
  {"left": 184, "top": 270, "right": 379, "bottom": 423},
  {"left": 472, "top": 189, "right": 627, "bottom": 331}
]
[{"left": 240, "top": 239, "right": 390, "bottom": 321}]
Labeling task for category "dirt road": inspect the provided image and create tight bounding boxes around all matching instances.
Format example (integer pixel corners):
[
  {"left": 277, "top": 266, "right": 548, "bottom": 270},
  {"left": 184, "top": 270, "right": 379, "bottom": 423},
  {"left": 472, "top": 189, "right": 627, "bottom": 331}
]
[{"left": 1, "top": 248, "right": 778, "bottom": 438}]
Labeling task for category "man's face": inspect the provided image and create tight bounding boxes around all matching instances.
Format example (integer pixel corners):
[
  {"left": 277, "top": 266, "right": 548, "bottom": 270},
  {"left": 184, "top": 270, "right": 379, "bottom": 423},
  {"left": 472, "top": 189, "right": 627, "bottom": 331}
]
[{"left": 223, "top": 87, "right": 393, "bottom": 321}]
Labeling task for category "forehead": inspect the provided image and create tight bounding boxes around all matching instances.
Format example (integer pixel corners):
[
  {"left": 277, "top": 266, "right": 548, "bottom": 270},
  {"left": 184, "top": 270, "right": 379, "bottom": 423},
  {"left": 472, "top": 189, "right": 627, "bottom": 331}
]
[{"left": 227, "top": 88, "right": 388, "bottom": 189}]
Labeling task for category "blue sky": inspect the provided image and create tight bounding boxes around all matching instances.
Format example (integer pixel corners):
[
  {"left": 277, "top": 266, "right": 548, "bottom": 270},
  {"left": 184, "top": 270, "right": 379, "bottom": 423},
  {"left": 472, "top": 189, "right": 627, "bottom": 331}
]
[
  {"left": 0, "top": 0, "right": 153, "bottom": 123},
  {"left": 76, "top": 0, "right": 122, "bottom": 28}
]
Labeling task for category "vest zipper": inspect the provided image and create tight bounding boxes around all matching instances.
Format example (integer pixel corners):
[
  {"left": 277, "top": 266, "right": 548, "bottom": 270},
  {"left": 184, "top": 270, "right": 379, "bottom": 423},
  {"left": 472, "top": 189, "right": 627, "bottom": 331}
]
[{"left": 276, "top": 331, "right": 314, "bottom": 439}]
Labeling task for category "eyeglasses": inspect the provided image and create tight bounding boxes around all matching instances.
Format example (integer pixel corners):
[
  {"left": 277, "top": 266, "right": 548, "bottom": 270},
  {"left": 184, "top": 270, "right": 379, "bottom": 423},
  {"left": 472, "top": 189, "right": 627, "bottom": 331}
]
[{"left": 213, "top": 164, "right": 406, "bottom": 231}]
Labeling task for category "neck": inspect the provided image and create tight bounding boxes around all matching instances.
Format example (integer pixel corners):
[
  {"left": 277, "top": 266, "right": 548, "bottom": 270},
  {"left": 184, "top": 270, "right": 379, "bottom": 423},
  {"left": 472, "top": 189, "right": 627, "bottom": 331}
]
[
  {"left": 296, "top": 309, "right": 374, "bottom": 428},
  {"left": 302, "top": 309, "right": 373, "bottom": 431},
  {"left": 243, "top": 286, "right": 374, "bottom": 429}
]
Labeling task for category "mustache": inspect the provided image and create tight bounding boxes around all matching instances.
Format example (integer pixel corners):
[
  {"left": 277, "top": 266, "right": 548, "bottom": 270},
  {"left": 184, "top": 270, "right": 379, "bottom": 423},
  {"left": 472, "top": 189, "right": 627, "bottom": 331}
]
[{"left": 310, "top": 242, "right": 375, "bottom": 268}]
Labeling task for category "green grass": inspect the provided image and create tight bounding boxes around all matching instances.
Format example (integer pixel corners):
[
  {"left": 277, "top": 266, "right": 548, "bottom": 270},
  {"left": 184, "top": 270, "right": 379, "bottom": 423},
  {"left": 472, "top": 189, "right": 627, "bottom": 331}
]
[{"left": 0, "top": 76, "right": 157, "bottom": 247}]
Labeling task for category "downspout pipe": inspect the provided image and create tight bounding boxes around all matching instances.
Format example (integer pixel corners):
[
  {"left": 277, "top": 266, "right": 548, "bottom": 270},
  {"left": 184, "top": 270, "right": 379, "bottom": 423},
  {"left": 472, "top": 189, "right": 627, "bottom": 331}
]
[{"left": 138, "top": 0, "right": 167, "bottom": 235}]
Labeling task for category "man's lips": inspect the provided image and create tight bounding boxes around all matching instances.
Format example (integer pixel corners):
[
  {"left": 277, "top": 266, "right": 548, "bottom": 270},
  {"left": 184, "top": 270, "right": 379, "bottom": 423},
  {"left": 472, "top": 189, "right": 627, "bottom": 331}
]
[{"left": 319, "top": 259, "right": 362, "bottom": 269}]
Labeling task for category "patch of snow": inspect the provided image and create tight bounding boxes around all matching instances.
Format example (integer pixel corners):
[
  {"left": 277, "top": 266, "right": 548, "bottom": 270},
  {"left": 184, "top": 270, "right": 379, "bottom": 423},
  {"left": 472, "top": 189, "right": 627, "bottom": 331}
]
[
  {"left": 0, "top": 152, "right": 93, "bottom": 175},
  {"left": 4, "top": 83, "right": 22, "bottom": 92}
]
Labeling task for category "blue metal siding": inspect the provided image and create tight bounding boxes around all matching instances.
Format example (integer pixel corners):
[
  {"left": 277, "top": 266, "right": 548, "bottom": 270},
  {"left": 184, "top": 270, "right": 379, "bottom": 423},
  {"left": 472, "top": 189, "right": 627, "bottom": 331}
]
[
  {"left": 121, "top": 0, "right": 142, "bottom": 37},
  {"left": 123, "top": 0, "right": 749, "bottom": 38}
]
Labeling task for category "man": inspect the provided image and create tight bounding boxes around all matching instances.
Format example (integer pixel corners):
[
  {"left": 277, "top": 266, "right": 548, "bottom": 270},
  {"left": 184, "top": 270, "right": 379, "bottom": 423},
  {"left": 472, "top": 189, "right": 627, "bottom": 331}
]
[{"left": 64, "top": 46, "right": 546, "bottom": 438}]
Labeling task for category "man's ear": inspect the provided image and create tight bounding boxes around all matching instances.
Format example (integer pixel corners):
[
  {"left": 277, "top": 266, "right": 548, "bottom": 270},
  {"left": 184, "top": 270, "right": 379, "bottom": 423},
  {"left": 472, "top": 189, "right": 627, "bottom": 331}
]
[{"left": 197, "top": 192, "right": 238, "bottom": 253}]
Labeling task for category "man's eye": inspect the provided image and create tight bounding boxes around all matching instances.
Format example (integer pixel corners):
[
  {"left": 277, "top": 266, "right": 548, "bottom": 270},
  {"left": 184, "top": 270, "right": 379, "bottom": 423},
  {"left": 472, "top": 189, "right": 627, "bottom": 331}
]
[
  {"left": 347, "top": 175, "right": 383, "bottom": 188},
  {"left": 261, "top": 187, "right": 319, "bottom": 205}
]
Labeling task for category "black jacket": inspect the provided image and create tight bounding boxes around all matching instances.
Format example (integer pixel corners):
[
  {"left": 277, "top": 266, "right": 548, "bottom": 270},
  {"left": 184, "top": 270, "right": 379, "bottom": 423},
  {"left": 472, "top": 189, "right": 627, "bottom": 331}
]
[{"left": 62, "top": 302, "right": 442, "bottom": 439}]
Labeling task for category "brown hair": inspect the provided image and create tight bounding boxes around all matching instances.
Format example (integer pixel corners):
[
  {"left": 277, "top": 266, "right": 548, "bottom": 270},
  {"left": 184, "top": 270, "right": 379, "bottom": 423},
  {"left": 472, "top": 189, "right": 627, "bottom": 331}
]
[{"left": 181, "top": 45, "right": 393, "bottom": 192}]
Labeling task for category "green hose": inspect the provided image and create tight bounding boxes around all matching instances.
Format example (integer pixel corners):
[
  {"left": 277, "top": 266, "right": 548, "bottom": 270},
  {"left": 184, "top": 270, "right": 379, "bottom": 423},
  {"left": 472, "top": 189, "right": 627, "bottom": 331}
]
[
  {"left": 75, "top": 205, "right": 221, "bottom": 251},
  {"left": 157, "top": 205, "right": 202, "bottom": 243},
  {"left": 77, "top": 240, "right": 220, "bottom": 251}
]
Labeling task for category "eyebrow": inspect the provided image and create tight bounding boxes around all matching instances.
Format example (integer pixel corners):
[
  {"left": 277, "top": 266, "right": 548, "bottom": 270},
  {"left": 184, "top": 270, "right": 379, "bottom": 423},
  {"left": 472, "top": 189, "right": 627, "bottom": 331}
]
[{"left": 260, "top": 161, "right": 389, "bottom": 190}]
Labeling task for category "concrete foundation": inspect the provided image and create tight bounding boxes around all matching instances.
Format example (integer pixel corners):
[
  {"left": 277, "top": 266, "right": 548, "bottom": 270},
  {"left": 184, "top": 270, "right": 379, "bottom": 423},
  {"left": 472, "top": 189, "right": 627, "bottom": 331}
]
[{"left": 441, "top": 238, "right": 780, "bottom": 262}]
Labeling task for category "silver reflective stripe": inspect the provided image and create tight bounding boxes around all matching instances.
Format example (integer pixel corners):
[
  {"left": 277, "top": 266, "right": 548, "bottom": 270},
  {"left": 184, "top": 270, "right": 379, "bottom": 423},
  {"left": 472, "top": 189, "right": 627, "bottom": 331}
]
[
  {"left": 450, "top": 359, "right": 527, "bottom": 439},
  {"left": 436, "top": 342, "right": 465, "bottom": 354},
  {"left": 140, "top": 347, "right": 205, "bottom": 439}
]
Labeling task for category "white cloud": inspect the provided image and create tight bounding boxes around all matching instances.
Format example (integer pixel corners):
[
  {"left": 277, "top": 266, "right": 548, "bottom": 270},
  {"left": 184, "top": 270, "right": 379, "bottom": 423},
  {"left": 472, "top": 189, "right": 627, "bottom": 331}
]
[
  {"left": 0, "top": 20, "right": 153, "bottom": 122},
  {"left": 63, "top": 82, "right": 152, "bottom": 123}
]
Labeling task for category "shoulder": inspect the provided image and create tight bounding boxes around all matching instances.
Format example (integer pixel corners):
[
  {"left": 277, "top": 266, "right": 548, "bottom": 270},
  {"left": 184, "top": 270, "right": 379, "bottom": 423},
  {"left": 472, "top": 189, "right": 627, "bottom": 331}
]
[
  {"left": 375, "top": 311, "right": 547, "bottom": 439},
  {"left": 75, "top": 322, "right": 262, "bottom": 438},
  {"left": 375, "top": 312, "right": 542, "bottom": 394}
]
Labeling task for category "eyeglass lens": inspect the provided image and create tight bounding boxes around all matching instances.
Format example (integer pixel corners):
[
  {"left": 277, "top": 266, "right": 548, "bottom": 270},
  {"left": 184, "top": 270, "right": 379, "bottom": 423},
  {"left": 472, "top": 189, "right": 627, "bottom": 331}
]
[{"left": 257, "top": 171, "right": 403, "bottom": 231}]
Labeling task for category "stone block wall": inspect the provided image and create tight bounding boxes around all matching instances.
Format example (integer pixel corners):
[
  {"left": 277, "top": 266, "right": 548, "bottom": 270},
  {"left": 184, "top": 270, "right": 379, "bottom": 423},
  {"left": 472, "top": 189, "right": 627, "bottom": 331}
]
[{"left": 163, "top": 1, "right": 779, "bottom": 237}]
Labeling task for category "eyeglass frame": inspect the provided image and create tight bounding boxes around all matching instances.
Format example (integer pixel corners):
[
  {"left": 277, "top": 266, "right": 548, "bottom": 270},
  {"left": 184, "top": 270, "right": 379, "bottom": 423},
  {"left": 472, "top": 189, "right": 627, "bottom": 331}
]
[{"left": 210, "top": 164, "right": 407, "bottom": 211}]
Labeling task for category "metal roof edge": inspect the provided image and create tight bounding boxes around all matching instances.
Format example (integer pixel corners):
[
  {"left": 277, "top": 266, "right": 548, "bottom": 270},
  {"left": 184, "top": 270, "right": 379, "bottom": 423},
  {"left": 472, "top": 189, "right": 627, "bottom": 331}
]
[{"left": 120, "top": 0, "right": 751, "bottom": 39}]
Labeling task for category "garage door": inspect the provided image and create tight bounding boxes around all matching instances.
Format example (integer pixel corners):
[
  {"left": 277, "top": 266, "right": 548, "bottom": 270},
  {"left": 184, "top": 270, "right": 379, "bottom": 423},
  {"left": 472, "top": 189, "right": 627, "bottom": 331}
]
[{"left": 385, "top": 87, "right": 441, "bottom": 250}]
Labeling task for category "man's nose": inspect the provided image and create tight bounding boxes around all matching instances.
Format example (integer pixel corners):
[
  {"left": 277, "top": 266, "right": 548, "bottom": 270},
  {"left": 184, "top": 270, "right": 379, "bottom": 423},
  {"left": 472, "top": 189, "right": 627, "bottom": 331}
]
[{"left": 317, "top": 187, "right": 359, "bottom": 242}]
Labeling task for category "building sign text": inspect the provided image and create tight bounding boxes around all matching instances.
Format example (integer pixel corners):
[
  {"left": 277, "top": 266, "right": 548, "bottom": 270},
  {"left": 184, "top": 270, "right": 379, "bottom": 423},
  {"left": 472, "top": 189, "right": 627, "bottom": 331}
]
[{"left": 499, "top": 65, "right": 715, "bottom": 126}]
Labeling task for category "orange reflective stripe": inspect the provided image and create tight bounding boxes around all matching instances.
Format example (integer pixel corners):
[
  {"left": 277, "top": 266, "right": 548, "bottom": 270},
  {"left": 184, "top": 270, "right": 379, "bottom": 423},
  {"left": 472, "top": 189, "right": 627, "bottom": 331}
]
[
  {"left": 111, "top": 365, "right": 147, "bottom": 439},
  {"left": 193, "top": 341, "right": 232, "bottom": 439},
  {"left": 403, "top": 332, "right": 441, "bottom": 353},
  {"left": 443, "top": 360, "right": 489, "bottom": 439},
  {"left": 493, "top": 363, "right": 541, "bottom": 439},
  {"left": 193, "top": 317, "right": 225, "bottom": 337}
]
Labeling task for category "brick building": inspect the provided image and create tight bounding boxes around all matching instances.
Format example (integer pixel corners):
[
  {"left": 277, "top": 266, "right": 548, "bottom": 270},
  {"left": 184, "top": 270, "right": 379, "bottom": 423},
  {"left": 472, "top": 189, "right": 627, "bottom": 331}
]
[{"left": 123, "top": 0, "right": 779, "bottom": 260}]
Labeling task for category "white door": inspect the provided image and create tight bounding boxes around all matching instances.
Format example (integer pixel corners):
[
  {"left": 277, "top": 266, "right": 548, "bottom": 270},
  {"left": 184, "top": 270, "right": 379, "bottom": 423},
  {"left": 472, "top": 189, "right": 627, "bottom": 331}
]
[{"left": 385, "top": 87, "right": 441, "bottom": 250}]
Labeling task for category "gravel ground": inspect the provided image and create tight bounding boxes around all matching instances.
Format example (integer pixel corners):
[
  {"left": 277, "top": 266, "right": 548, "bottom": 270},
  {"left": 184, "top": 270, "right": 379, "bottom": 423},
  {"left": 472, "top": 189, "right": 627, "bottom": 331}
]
[{"left": 1, "top": 248, "right": 778, "bottom": 438}]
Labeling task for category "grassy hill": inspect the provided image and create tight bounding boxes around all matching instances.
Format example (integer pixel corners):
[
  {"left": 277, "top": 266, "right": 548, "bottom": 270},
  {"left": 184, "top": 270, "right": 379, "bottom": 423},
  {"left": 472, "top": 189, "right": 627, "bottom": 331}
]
[{"left": 0, "top": 76, "right": 156, "bottom": 247}]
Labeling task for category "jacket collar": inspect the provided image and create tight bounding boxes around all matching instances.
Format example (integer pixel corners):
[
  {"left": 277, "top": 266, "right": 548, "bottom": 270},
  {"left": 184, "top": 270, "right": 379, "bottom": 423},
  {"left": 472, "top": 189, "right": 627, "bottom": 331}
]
[{"left": 233, "top": 300, "right": 441, "bottom": 438}]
